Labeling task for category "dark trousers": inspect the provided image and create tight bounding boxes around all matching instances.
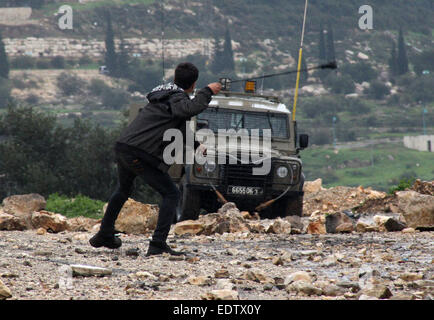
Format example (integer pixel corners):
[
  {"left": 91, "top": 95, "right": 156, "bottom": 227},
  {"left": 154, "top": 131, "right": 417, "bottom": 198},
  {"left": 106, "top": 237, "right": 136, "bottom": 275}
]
[{"left": 100, "top": 149, "right": 180, "bottom": 243}]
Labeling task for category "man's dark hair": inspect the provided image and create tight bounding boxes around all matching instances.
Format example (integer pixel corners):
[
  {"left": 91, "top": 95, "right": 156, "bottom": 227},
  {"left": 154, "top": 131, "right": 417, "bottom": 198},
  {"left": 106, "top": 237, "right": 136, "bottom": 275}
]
[{"left": 174, "top": 62, "right": 199, "bottom": 90}]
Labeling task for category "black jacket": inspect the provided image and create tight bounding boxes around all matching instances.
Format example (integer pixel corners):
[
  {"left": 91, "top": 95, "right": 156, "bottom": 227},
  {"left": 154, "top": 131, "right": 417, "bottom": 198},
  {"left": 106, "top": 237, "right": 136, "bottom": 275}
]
[{"left": 116, "top": 84, "right": 213, "bottom": 172}]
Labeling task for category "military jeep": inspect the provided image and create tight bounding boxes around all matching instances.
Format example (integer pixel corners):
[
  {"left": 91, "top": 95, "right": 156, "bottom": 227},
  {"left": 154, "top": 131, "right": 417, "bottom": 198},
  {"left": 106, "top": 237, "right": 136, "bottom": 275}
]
[{"left": 165, "top": 88, "right": 309, "bottom": 221}]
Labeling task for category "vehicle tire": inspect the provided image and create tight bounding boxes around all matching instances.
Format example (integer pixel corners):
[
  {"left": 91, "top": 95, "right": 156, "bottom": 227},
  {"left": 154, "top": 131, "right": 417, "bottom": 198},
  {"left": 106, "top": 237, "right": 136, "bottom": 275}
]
[
  {"left": 271, "top": 195, "right": 304, "bottom": 217},
  {"left": 176, "top": 175, "right": 201, "bottom": 222}
]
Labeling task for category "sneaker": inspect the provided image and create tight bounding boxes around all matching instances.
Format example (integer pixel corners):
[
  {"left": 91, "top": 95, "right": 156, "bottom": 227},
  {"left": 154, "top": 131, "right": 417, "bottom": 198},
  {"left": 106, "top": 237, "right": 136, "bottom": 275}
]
[
  {"left": 89, "top": 232, "right": 122, "bottom": 249},
  {"left": 146, "top": 240, "right": 187, "bottom": 257}
]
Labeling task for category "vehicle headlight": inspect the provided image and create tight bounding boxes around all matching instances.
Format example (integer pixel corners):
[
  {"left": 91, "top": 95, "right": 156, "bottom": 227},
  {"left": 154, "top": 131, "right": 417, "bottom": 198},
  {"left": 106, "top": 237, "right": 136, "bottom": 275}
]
[
  {"left": 204, "top": 161, "right": 216, "bottom": 173},
  {"left": 276, "top": 166, "right": 288, "bottom": 178}
]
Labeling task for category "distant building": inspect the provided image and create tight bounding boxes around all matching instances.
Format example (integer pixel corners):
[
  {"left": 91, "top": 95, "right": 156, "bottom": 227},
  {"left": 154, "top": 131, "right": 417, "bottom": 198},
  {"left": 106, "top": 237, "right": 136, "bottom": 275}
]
[{"left": 403, "top": 135, "right": 433, "bottom": 152}]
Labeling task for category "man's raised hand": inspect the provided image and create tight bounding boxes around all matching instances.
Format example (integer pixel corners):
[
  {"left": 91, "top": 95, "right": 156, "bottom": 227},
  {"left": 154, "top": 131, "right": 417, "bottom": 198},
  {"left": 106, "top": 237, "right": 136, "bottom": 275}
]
[{"left": 207, "top": 82, "right": 222, "bottom": 95}]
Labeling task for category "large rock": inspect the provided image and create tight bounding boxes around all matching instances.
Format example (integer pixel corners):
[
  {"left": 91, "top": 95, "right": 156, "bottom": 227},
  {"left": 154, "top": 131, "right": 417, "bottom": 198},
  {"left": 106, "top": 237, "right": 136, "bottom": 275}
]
[
  {"left": 325, "top": 212, "right": 354, "bottom": 233},
  {"left": 105, "top": 199, "right": 158, "bottom": 235},
  {"left": 265, "top": 218, "right": 291, "bottom": 234},
  {"left": 411, "top": 179, "right": 434, "bottom": 196},
  {"left": 174, "top": 220, "right": 204, "bottom": 236},
  {"left": 0, "top": 211, "right": 27, "bottom": 231},
  {"left": 0, "top": 279, "right": 12, "bottom": 300},
  {"left": 31, "top": 210, "right": 68, "bottom": 233},
  {"left": 2, "top": 193, "right": 46, "bottom": 228},
  {"left": 396, "top": 191, "right": 434, "bottom": 229},
  {"left": 303, "top": 179, "right": 324, "bottom": 194},
  {"left": 66, "top": 216, "right": 100, "bottom": 232}
]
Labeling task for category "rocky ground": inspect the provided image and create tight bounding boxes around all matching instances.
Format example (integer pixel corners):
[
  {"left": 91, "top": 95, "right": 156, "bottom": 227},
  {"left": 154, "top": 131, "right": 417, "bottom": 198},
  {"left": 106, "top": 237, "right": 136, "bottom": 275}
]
[
  {"left": 0, "top": 179, "right": 433, "bottom": 300},
  {"left": 0, "top": 229, "right": 433, "bottom": 301}
]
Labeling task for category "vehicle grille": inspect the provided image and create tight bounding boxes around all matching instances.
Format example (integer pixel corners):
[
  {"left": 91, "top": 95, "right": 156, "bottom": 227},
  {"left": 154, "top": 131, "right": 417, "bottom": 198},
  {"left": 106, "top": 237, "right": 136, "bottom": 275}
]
[{"left": 220, "top": 161, "right": 274, "bottom": 192}]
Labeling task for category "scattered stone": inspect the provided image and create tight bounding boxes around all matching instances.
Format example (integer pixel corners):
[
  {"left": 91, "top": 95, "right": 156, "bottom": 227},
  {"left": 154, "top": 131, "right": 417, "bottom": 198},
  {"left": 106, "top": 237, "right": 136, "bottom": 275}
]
[
  {"left": 70, "top": 264, "right": 112, "bottom": 277},
  {"left": 272, "top": 256, "right": 284, "bottom": 266},
  {"left": 322, "top": 284, "right": 346, "bottom": 297},
  {"left": 33, "top": 250, "right": 52, "bottom": 257},
  {"left": 284, "top": 271, "right": 312, "bottom": 286},
  {"left": 187, "top": 276, "right": 211, "bottom": 286},
  {"left": 31, "top": 211, "right": 68, "bottom": 233},
  {"left": 226, "top": 248, "right": 239, "bottom": 256},
  {"left": 174, "top": 220, "right": 204, "bottom": 236},
  {"left": 74, "top": 248, "right": 85, "bottom": 254},
  {"left": 286, "top": 280, "right": 322, "bottom": 296},
  {"left": 325, "top": 212, "right": 354, "bottom": 233},
  {"left": 215, "top": 269, "right": 230, "bottom": 279},
  {"left": 23, "top": 261, "right": 32, "bottom": 267},
  {"left": 66, "top": 217, "right": 100, "bottom": 232},
  {"left": 399, "top": 273, "right": 424, "bottom": 282},
  {"left": 266, "top": 218, "right": 291, "bottom": 234},
  {"left": 216, "top": 279, "right": 236, "bottom": 290},
  {"left": 0, "top": 212, "right": 27, "bottom": 231},
  {"left": 402, "top": 228, "right": 416, "bottom": 233},
  {"left": 361, "top": 285, "right": 393, "bottom": 299},
  {"left": 203, "top": 289, "right": 239, "bottom": 300},
  {"left": 384, "top": 218, "right": 407, "bottom": 232},
  {"left": 125, "top": 248, "right": 140, "bottom": 257},
  {"left": 0, "top": 279, "right": 12, "bottom": 300},
  {"left": 243, "top": 270, "right": 273, "bottom": 284},
  {"left": 307, "top": 220, "right": 326, "bottom": 234},
  {"left": 36, "top": 227, "right": 46, "bottom": 235},
  {"left": 356, "top": 216, "right": 378, "bottom": 233}
]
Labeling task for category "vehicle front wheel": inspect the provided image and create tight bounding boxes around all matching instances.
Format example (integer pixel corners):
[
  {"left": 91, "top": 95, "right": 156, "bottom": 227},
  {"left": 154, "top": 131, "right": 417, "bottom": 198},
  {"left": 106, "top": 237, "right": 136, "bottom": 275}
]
[{"left": 271, "top": 195, "right": 304, "bottom": 217}]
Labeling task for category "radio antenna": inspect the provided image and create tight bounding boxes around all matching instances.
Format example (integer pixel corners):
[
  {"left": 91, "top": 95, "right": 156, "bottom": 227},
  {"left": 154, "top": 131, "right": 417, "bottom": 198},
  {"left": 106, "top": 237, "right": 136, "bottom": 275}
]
[
  {"left": 292, "top": 0, "right": 309, "bottom": 121},
  {"left": 161, "top": 1, "right": 166, "bottom": 83}
]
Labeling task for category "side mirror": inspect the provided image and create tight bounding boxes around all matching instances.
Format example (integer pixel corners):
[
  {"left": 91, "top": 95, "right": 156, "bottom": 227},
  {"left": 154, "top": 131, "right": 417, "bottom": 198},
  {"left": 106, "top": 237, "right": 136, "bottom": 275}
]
[
  {"left": 196, "top": 119, "right": 209, "bottom": 130},
  {"left": 299, "top": 134, "right": 309, "bottom": 149}
]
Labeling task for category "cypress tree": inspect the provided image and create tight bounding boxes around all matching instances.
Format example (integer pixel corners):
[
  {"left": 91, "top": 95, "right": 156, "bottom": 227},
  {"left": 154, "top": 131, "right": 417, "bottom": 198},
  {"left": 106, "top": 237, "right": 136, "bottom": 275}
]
[
  {"left": 326, "top": 26, "right": 336, "bottom": 62},
  {"left": 117, "top": 38, "right": 130, "bottom": 79},
  {"left": 104, "top": 12, "right": 118, "bottom": 77},
  {"left": 318, "top": 25, "right": 326, "bottom": 62},
  {"left": 0, "top": 30, "right": 10, "bottom": 79},
  {"left": 388, "top": 40, "right": 398, "bottom": 77},
  {"left": 397, "top": 28, "right": 409, "bottom": 75},
  {"left": 211, "top": 35, "right": 224, "bottom": 74},
  {"left": 222, "top": 29, "right": 235, "bottom": 72}
]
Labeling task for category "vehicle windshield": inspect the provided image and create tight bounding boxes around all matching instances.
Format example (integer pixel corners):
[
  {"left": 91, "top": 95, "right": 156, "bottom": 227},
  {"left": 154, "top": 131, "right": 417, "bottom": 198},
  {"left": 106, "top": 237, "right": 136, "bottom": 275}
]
[{"left": 197, "top": 108, "right": 289, "bottom": 139}]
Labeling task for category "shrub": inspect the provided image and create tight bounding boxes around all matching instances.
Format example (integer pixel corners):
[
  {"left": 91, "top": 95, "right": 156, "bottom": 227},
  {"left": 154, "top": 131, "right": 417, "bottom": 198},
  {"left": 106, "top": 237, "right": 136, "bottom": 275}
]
[
  {"left": 78, "top": 56, "right": 93, "bottom": 66},
  {"left": 88, "top": 78, "right": 110, "bottom": 96},
  {"left": 341, "top": 62, "right": 378, "bottom": 83},
  {"left": 365, "top": 80, "right": 390, "bottom": 99},
  {"left": 51, "top": 56, "right": 66, "bottom": 69},
  {"left": 0, "top": 78, "right": 11, "bottom": 108},
  {"left": 11, "top": 56, "right": 35, "bottom": 69},
  {"left": 45, "top": 193, "right": 105, "bottom": 219},
  {"left": 323, "top": 73, "right": 355, "bottom": 94},
  {"left": 57, "top": 72, "right": 86, "bottom": 96},
  {"left": 388, "top": 177, "right": 415, "bottom": 194},
  {"left": 101, "top": 87, "right": 130, "bottom": 110},
  {"left": 25, "top": 94, "right": 39, "bottom": 105},
  {"left": 36, "top": 60, "right": 51, "bottom": 69}
]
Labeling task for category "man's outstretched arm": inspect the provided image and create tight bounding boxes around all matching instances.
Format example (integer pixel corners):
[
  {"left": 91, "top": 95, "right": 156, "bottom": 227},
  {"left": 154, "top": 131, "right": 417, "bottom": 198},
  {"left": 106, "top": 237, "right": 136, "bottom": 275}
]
[{"left": 171, "top": 82, "right": 222, "bottom": 119}]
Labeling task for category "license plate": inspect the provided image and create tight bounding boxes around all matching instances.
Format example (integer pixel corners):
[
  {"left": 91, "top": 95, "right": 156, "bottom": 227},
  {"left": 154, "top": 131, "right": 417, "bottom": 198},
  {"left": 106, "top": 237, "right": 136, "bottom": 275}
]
[{"left": 227, "top": 186, "right": 263, "bottom": 196}]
